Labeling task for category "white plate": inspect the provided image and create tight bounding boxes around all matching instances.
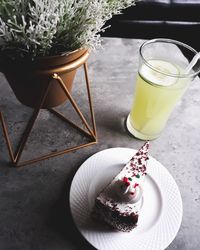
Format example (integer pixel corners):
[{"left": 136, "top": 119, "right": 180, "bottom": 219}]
[{"left": 70, "top": 148, "right": 183, "bottom": 250}]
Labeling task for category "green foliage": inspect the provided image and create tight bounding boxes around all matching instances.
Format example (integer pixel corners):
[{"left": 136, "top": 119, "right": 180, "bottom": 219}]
[{"left": 0, "top": 0, "right": 136, "bottom": 58}]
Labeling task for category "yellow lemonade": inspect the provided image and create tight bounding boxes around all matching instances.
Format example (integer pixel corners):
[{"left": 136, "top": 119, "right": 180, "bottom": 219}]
[{"left": 128, "top": 59, "right": 189, "bottom": 140}]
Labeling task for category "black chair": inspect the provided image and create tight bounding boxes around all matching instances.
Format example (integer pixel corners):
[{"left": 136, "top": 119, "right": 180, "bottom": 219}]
[{"left": 103, "top": 0, "right": 200, "bottom": 52}]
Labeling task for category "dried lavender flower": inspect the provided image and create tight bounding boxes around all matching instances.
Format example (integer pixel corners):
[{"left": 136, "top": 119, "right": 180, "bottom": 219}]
[{"left": 0, "top": 0, "right": 136, "bottom": 58}]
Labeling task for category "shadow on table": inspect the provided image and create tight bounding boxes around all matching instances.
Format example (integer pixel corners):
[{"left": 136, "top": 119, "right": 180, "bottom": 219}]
[
  {"left": 47, "top": 164, "right": 95, "bottom": 250},
  {"left": 97, "top": 109, "right": 128, "bottom": 135}
]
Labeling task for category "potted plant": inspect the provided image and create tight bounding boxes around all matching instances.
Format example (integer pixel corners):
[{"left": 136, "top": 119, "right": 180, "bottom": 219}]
[{"left": 0, "top": 0, "right": 136, "bottom": 108}]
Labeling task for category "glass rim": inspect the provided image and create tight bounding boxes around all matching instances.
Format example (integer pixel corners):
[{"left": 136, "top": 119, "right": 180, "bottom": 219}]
[{"left": 139, "top": 38, "right": 200, "bottom": 78}]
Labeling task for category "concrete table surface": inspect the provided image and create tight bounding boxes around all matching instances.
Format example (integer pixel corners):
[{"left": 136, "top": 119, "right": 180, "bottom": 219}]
[{"left": 0, "top": 38, "right": 200, "bottom": 250}]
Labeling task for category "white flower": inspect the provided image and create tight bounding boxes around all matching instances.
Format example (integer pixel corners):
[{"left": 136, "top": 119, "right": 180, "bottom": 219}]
[{"left": 0, "top": 0, "right": 136, "bottom": 58}]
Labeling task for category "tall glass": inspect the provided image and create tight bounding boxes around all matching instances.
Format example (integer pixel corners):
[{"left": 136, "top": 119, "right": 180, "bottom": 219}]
[{"left": 126, "top": 38, "right": 200, "bottom": 140}]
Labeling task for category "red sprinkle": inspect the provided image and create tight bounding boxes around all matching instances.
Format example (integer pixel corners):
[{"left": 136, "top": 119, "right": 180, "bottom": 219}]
[
  {"left": 123, "top": 177, "right": 129, "bottom": 183},
  {"left": 134, "top": 183, "right": 139, "bottom": 188}
]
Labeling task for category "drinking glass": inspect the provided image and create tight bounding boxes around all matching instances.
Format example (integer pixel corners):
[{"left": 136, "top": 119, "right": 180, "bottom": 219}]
[{"left": 126, "top": 38, "right": 200, "bottom": 140}]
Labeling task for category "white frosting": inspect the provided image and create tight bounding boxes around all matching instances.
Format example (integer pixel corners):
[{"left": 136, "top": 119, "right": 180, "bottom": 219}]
[
  {"left": 113, "top": 178, "right": 143, "bottom": 204},
  {"left": 97, "top": 142, "right": 149, "bottom": 215}
]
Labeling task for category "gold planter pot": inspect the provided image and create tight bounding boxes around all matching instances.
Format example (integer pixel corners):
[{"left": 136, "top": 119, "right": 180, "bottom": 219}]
[
  {"left": 2, "top": 48, "right": 87, "bottom": 108},
  {"left": 0, "top": 49, "right": 97, "bottom": 167}
]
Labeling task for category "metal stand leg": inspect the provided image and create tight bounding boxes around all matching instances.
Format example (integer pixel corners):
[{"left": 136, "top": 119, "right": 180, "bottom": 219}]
[{"left": 0, "top": 64, "right": 97, "bottom": 167}]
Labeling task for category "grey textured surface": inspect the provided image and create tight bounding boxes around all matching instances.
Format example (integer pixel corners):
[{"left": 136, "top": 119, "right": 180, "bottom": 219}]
[{"left": 0, "top": 38, "right": 200, "bottom": 250}]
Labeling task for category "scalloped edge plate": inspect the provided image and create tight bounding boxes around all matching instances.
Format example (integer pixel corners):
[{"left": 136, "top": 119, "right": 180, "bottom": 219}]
[{"left": 70, "top": 148, "right": 183, "bottom": 250}]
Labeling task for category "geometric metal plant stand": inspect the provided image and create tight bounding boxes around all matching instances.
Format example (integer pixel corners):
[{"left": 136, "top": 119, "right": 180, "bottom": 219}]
[{"left": 0, "top": 62, "right": 97, "bottom": 167}]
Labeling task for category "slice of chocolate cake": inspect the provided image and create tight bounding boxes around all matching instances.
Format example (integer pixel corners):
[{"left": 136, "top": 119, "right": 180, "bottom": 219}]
[{"left": 92, "top": 142, "right": 150, "bottom": 232}]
